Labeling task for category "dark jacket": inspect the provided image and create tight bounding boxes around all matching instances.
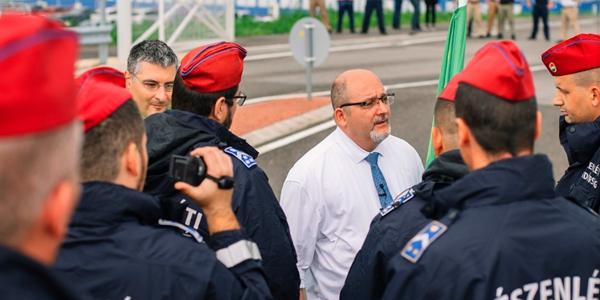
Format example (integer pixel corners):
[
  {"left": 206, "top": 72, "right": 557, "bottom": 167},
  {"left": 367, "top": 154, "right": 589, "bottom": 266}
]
[
  {"left": 144, "top": 110, "right": 299, "bottom": 300},
  {"left": 381, "top": 155, "right": 600, "bottom": 299},
  {"left": 556, "top": 116, "right": 600, "bottom": 213},
  {"left": 54, "top": 182, "right": 272, "bottom": 300},
  {"left": 340, "top": 150, "right": 468, "bottom": 300},
  {"left": 0, "top": 246, "right": 81, "bottom": 300}
]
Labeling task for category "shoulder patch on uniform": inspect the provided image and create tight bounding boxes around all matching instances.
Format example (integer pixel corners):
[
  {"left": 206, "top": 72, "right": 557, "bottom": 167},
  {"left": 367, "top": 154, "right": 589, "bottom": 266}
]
[
  {"left": 380, "top": 188, "right": 415, "bottom": 216},
  {"left": 224, "top": 146, "right": 257, "bottom": 169},
  {"left": 400, "top": 220, "right": 447, "bottom": 263}
]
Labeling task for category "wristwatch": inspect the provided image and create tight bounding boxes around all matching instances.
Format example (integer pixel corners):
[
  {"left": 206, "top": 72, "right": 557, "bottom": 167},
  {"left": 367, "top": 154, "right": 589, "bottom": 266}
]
[{"left": 206, "top": 174, "right": 235, "bottom": 190}]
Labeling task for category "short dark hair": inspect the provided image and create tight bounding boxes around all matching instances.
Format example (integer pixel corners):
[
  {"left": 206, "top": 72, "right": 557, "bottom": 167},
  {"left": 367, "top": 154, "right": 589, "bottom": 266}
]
[
  {"left": 434, "top": 99, "right": 456, "bottom": 135},
  {"left": 171, "top": 73, "right": 238, "bottom": 116},
  {"left": 81, "top": 100, "right": 145, "bottom": 182},
  {"left": 455, "top": 83, "right": 537, "bottom": 156},
  {"left": 127, "top": 40, "right": 178, "bottom": 74}
]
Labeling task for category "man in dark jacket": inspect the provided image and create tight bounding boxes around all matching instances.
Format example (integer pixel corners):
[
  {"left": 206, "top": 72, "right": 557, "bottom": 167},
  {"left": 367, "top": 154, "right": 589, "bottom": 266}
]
[
  {"left": 340, "top": 76, "right": 468, "bottom": 300},
  {"left": 526, "top": 0, "right": 550, "bottom": 40},
  {"left": 381, "top": 40, "right": 600, "bottom": 299},
  {"left": 53, "top": 67, "right": 272, "bottom": 300},
  {"left": 143, "top": 41, "right": 300, "bottom": 300},
  {"left": 0, "top": 14, "right": 82, "bottom": 300},
  {"left": 541, "top": 34, "right": 600, "bottom": 213}
]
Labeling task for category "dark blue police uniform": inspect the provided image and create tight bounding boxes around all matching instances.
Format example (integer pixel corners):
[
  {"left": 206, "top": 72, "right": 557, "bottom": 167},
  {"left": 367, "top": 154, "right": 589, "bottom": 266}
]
[
  {"left": 556, "top": 115, "right": 600, "bottom": 213},
  {"left": 341, "top": 150, "right": 467, "bottom": 300},
  {"left": 0, "top": 246, "right": 82, "bottom": 300},
  {"left": 54, "top": 182, "right": 272, "bottom": 300},
  {"left": 144, "top": 109, "right": 299, "bottom": 300},
  {"left": 381, "top": 155, "right": 600, "bottom": 299}
]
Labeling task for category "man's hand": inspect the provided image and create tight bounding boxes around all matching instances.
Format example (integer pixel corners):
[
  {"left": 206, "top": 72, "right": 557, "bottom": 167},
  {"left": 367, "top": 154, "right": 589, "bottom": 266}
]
[{"left": 174, "top": 147, "right": 240, "bottom": 233}]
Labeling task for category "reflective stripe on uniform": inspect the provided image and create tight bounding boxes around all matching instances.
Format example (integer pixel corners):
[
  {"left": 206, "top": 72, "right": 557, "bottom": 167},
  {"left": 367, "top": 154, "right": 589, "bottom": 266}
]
[
  {"left": 158, "top": 219, "right": 204, "bottom": 243},
  {"left": 216, "top": 240, "right": 262, "bottom": 268}
]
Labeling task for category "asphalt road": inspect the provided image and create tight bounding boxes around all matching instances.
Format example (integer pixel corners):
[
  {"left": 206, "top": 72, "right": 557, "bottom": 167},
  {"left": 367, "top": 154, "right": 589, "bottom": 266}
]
[{"left": 246, "top": 17, "right": 600, "bottom": 198}]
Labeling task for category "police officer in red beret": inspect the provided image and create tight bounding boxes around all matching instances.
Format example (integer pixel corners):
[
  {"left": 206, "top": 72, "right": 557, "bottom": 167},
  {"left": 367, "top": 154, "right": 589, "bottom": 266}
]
[
  {"left": 340, "top": 76, "right": 468, "bottom": 300},
  {"left": 143, "top": 41, "right": 300, "bottom": 300},
  {"left": 53, "top": 66, "right": 272, "bottom": 299},
  {"left": 0, "top": 14, "right": 82, "bottom": 299},
  {"left": 541, "top": 33, "right": 600, "bottom": 213},
  {"left": 380, "top": 41, "right": 600, "bottom": 299}
]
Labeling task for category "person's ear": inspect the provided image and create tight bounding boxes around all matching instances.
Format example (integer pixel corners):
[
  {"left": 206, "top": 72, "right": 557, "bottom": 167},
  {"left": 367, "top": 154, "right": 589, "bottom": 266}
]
[
  {"left": 534, "top": 111, "right": 543, "bottom": 141},
  {"left": 210, "top": 97, "right": 228, "bottom": 124},
  {"left": 41, "top": 180, "right": 80, "bottom": 242},
  {"left": 334, "top": 107, "right": 348, "bottom": 128},
  {"left": 124, "top": 142, "right": 140, "bottom": 178},
  {"left": 590, "top": 84, "right": 600, "bottom": 107},
  {"left": 124, "top": 70, "right": 133, "bottom": 89},
  {"left": 456, "top": 118, "right": 470, "bottom": 149},
  {"left": 432, "top": 127, "right": 443, "bottom": 157}
]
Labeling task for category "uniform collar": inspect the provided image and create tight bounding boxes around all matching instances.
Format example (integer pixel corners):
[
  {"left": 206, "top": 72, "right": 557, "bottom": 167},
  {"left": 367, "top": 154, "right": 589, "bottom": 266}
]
[
  {"left": 560, "top": 116, "right": 600, "bottom": 166},
  {"left": 416, "top": 150, "right": 468, "bottom": 219},
  {"left": 436, "top": 154, "right": 556, "bottom": 210},
  {"left": 422, "top": 150, "right": 468, "bottom": 183},
  {"left": 0, "top": 245, "right": 81, "bottom": 299},
  {"left": 71, "top": 182, "right": 162, "bottom": 227},
  {"left": 334, "top": 127, "right": 390, "bottom": 164},
  {"left": 167, "top": 110, "right": 259, "bottom": 158}
]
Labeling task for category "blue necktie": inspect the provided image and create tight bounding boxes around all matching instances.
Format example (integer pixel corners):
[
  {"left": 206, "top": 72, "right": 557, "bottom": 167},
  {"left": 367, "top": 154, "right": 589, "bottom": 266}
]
[{"left": 365, "top": 152, "right": 393, "bottom": 208}]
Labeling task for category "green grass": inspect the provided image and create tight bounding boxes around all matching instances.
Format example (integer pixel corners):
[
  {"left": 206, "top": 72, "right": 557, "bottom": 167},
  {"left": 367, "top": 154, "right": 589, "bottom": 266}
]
[
  {"left": 112, "top": 9, "right": 455, "bottom": 43},
  {"left": 236, "top": 10, "right": 311, "bottom": 36},
  {"left": 110, "top": 8, "right": 585, "bottom": 43},
  {"left": 236, "top": 9, "right": 455, "bottom": 36}
]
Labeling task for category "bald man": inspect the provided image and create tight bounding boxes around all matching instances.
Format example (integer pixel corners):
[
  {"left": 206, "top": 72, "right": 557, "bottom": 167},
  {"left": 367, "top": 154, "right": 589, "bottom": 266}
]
[{"left": 281, "top": 69, "right": 424, "bottom": 300}]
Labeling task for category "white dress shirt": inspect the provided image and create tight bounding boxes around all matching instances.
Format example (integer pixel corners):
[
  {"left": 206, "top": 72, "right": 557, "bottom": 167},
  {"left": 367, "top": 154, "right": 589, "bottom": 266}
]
[{"left": 280, "top": 128, "right": 424, "bottom": 300}]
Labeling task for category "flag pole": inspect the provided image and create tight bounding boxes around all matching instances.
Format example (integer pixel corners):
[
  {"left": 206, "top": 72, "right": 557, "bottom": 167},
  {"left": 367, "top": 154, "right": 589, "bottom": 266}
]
[{"left": 424, "top": 0, "right": 468, "bottom": 166}]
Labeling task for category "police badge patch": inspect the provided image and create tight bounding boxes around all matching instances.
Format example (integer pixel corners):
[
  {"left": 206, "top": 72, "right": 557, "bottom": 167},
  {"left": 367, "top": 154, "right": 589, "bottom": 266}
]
[
  {"left": 380, "top": 188, "right": 415, "bottom": 216},
  {"left": 401, "top": 220, "right": 447, "bottom": 263},
  {"left": 224, "top": 147, "right": 257, "bottom": 169}
]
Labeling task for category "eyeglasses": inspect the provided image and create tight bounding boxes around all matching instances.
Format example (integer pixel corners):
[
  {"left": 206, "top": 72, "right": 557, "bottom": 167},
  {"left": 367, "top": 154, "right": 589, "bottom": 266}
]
[
  {"left": 132, "top": 74, "right": 174, "bottom": 93},
  {"left": 338, "top": 92, "right": 395, "bottom": 109},
  {"left": 232, "top": 92, "right": 247, "bottom": 106}
]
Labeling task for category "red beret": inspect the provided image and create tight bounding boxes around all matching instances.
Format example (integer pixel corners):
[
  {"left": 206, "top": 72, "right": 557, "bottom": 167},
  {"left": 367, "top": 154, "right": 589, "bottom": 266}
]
[
  {"left": 76, "top": 67, "right": 131, "bottom": 132},
  {"left": 459, "top": 41, "right": 534, "bottom": 102},
  {"left": 541, "top": 33, "right": 600, "bottom": 76},
  {"left": 179, "top": 41, "right": 247, "bottom": 93},
  {"left": 0, "top": 14, "right": 78, "bottom": 137},
  {"left": 438, "top": 75, "right": 460, "bottom": 102}
]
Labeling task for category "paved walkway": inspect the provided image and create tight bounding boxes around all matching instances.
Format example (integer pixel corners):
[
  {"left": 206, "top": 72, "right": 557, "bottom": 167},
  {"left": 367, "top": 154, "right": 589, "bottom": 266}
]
[{"left": 230, "top": 96, "right": 332, "bottom": 147}]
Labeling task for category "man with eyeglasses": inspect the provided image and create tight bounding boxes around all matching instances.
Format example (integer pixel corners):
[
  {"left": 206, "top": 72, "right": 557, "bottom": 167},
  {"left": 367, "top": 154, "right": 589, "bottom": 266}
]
[
  {"left": 380, "top": 40, "right": 600, "bottom": 300},
  {"left": 125, "top": 40, "right": 177, "bottom": 117},
  {"left": 143, "top": 41, "right": 300, "bottom": 300},
  {"left": 341, "top": 75, "right": 468, "bottom": 300},
  {"left": 280, "top": 69, "right": 423, "bottom": 300}
]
